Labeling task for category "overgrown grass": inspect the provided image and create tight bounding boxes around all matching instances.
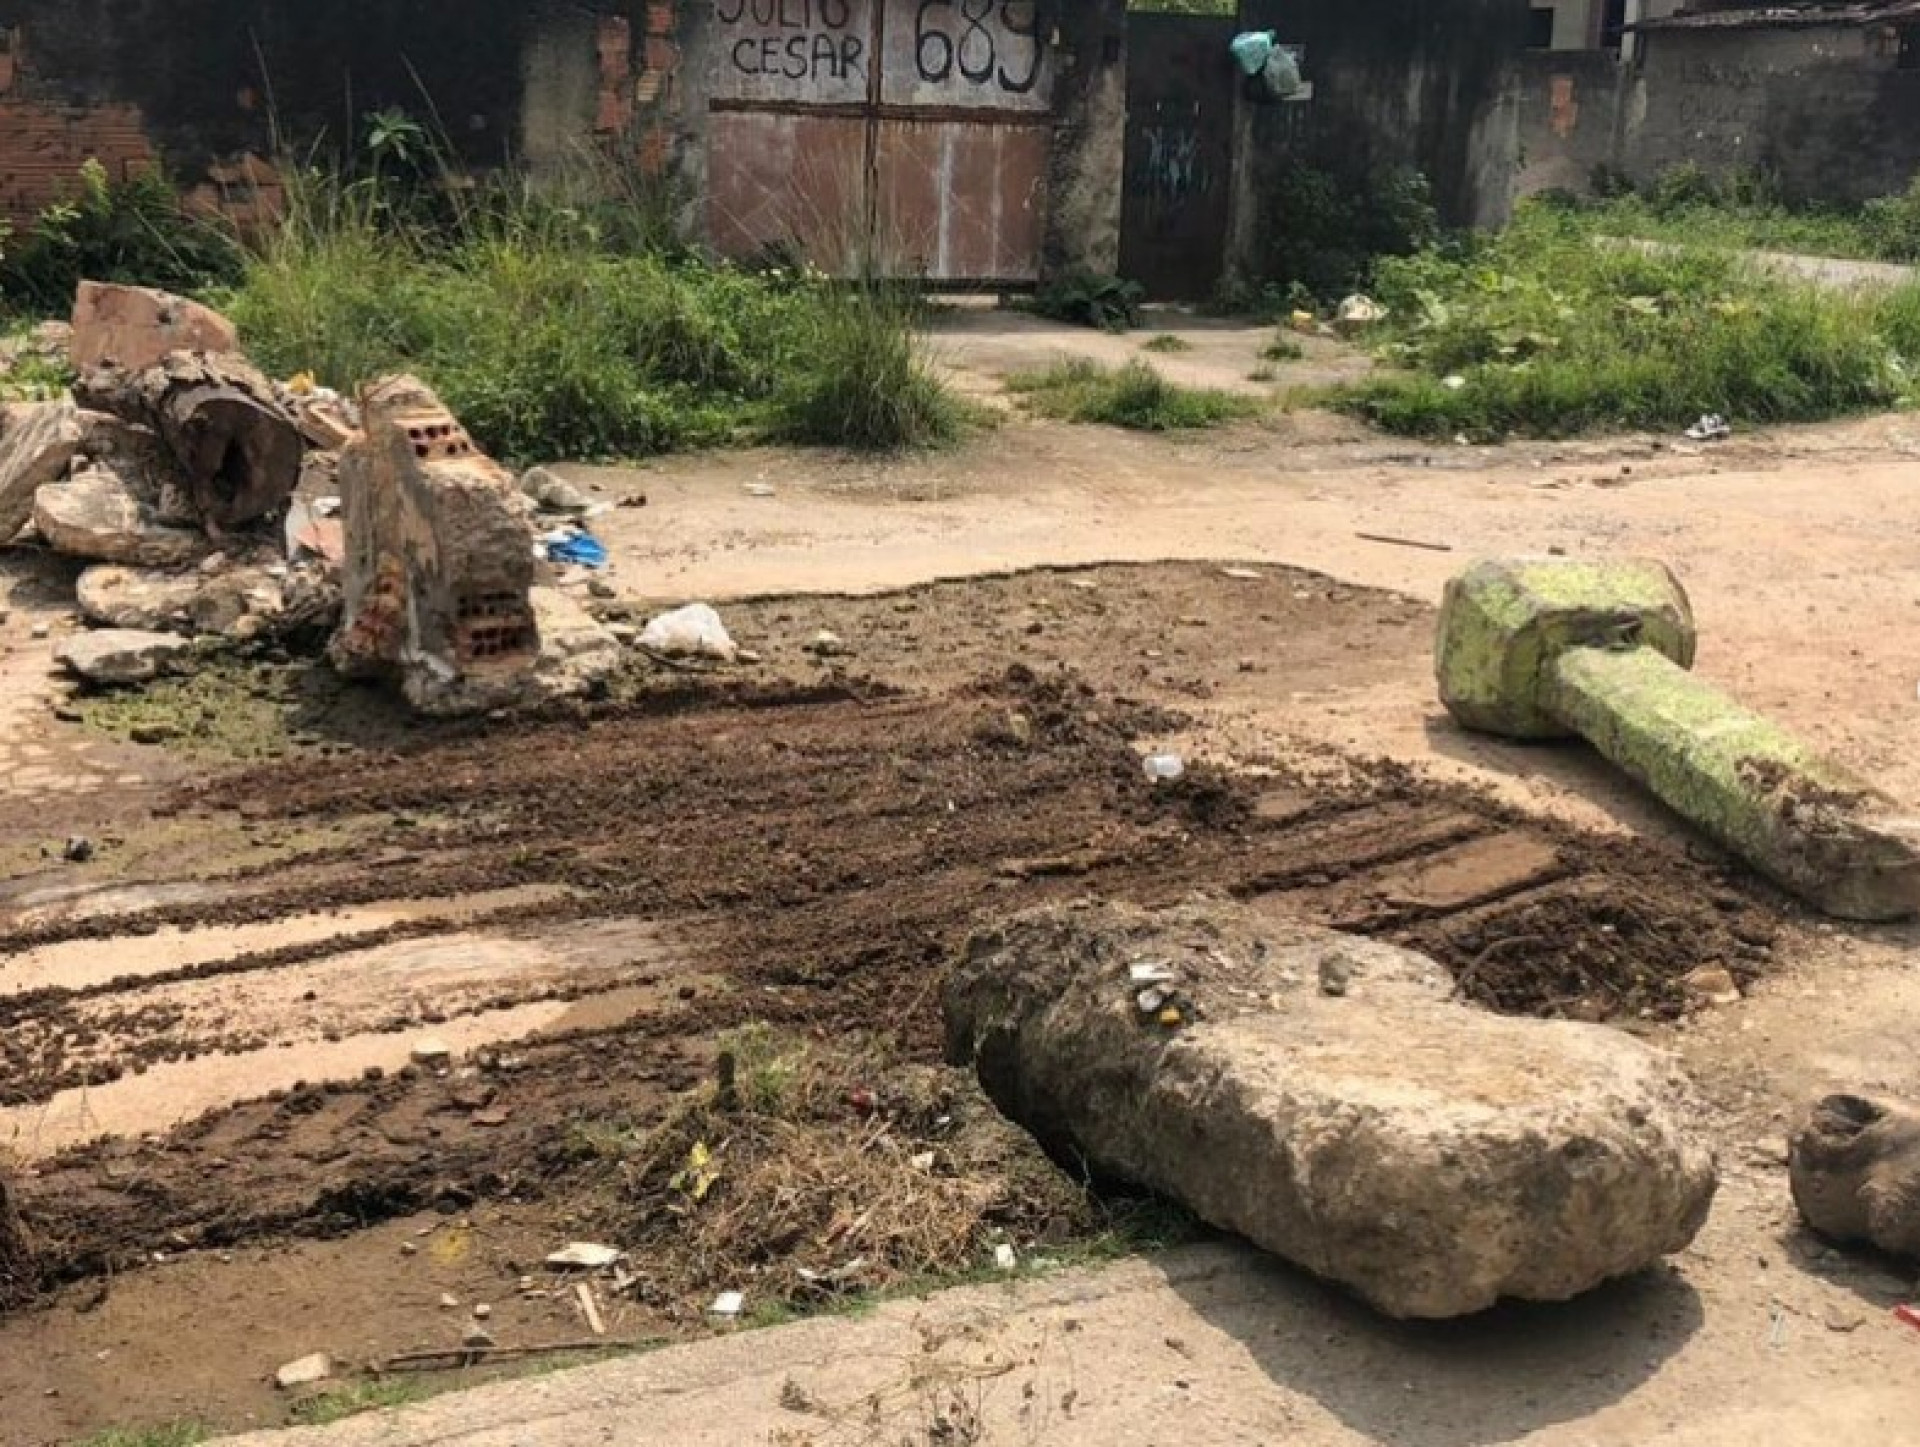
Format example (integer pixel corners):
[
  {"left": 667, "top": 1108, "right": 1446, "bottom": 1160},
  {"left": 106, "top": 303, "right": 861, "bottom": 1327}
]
[
  {"left": 1562, "top": 164, "right": 1920, "bottom": 264},
  {"left": 222, "top": 171, "right": 965, "bottom": 462},
  {"left": 1007, "top": 358, "right": 1259, "bottom": 430},
  {"left": 288, "top": 1380, "right": 431, "bottom": 1426},
  {"left": 75, "top": 1425, "right": 208, "bottom": 1447},
  {"left": 1335, "top": 201, "right": 1920, "bottom": 439},
  {"left": 1140, "top": 333, "right": 1193, "bottom": 354}
]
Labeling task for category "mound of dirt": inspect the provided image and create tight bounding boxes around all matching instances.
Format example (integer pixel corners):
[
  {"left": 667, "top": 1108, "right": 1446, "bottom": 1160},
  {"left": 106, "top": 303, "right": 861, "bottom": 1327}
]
[{"left": 0, "top": 1169, "right": 35, "bottom": 1310}]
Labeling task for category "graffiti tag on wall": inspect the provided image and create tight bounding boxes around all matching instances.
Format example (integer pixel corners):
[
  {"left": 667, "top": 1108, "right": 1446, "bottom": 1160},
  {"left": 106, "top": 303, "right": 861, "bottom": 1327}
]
[{"left": 716, "top": 0, "right": 867, "bottom": 84}]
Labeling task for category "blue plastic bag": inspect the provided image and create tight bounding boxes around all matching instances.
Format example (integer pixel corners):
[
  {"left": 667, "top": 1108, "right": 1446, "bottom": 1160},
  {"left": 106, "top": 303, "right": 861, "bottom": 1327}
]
[
  {"left": 543, "top": 527, "right": 608, "bottom": 569},
  {"left": 1230, "top": 30, "right": 1276, "bottom": 77}
]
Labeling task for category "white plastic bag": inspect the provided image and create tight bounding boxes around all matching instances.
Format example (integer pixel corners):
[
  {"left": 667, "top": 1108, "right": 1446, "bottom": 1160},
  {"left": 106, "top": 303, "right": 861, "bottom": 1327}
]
[{"left": 638, "top": 603, "right": 737, "bottom": 662}]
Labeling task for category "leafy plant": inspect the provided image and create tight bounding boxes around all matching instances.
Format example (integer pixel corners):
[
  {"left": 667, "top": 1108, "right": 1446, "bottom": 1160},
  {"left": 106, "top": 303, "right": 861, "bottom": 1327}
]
[
  {"left": 1257, "top": 164, "right": 1440, "bottom": 303},
  {"left": 1007, "top": 358, "right": 1258, "bottom": 430},
  {"left": 1140, "top": 332, "right": 1192, "bottom": 353},
  {"left": 0, "top": 161, "right": 241, "bottom": 316},
  {"left": 1028, "top": 270, "right": 1144, "bottom": 332}
]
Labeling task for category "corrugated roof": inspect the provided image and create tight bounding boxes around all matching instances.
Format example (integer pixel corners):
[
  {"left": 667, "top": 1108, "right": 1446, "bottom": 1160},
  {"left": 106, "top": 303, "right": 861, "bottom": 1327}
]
[{"left": 1636, "top": 0, "right": 1920, "bottom": 29}]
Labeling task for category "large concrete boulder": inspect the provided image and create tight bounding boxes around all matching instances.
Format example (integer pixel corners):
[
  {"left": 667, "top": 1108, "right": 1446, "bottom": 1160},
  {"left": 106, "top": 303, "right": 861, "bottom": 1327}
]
[
  {"left": 55, "top": 628, "right": 193, "bottom": 686},
  {"left": 69, "top": 281, "right": 239, "bottom": 374},
  {"left": 34, "top": 468, "right": 210, "bottom": 568},
  {"left": 1790, "top": 1093, "right": 1920, "bottom": 1257},
  {"left": 945, "top": 900, "right": 1717, "bottom": 1319},
  {"left": 0, "top": 398, "right": 83, "bottom": 542},
  {"left": 76, "top": 563, "right": 285, "bottom": 637}
]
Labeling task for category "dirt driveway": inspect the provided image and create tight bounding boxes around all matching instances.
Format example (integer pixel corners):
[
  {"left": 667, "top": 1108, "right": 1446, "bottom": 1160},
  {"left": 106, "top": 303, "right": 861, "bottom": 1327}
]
[{"left": 4, "top": 326, "right": 1920, "bottom": 1443}]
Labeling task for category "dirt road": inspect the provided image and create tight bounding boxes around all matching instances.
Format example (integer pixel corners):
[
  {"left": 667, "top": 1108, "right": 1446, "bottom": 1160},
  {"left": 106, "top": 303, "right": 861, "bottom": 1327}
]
[{"left": 4, "top": 333, "right": 1920, "bottom": 1442}]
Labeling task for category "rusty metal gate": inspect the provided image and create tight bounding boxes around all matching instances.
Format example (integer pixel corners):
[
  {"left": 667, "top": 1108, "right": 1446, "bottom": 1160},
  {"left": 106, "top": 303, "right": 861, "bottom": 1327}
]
[
  {"left": 704, "top": 0, "right": 1054, "bottom": 285},
  {"left": 1120, "top": 11, "right": 1236, "bottom": 300}
]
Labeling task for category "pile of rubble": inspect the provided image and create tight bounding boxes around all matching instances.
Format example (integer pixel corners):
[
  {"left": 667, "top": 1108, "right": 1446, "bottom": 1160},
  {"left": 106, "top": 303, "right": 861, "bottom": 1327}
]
[{"left": 2, "top": 281, "right": 619, "bottom": 713}]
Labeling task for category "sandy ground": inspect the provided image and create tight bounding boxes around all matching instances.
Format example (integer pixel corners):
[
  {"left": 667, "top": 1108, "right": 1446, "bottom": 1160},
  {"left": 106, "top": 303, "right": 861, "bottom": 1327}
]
[{"left": 7, "top": 314, "right": 1920, "bottom": 1442}]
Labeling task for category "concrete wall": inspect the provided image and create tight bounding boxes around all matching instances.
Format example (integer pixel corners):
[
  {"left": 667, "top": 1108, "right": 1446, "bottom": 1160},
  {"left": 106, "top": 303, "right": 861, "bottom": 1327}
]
[
  {"left": 1229, "top": 0, "right": 1529, "bottom": 282},
  {"left": 1628, "top": 24, "right": 1920, "bottom": 204},
  {"left": 1515, "top": 49, "right": 1622, "bottom": 195},
  {"left": 1514, "top": 22, "right": 1920, "bottom": 209}
]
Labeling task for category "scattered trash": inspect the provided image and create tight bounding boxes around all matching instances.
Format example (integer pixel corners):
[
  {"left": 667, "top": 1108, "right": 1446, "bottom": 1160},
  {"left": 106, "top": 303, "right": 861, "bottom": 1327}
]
[
  {"left": 1143, "top": 753, "right": 1186, "bottom": 782},
  {"left": 1355, "top": 531, "right": 1453, "bottom": 553},
  {"left": 910, "top": 1151, "right": 937, "bottom": 1172},
  {"left": 1895, "top": 1303, "right": 1920, "bottom": 1333},
  {"left": 1136, "top": 987, "right": 1169, "bottom": 1015},
  {"left": 743, "top": 483, "right": 777, "bottom": 498},
  {"left": 709, "top": 1290, "right": 746, "bottom": 1318},
  {"left": 638, "top": 603, "right": 738, "bottom": 664},
  {"left": 1288, "top": 309, "right": 1318, "bottom": 335},
  {"left": 546, "top": 1242, "right": 624, "bottom": 1270},
  {"left": 1129, "top": 962, "right": 1178, "bottom": 985},
  {"left": 1684, "top": 414, "right": 1731, "bottom": 443},
  {"left": 1335, "top": 295, "right": 1386, "bottom": 331},
  {"left": 273, "top": 1353, "right": 333, "bottom": 1390},
  {"left": 1157, "top": 1005, "right": 1185, "bottom": 1027},
  {"left": 540, "top": 526, "right": 608, "bottom": 569},
  {"left": 993, "top": 1243, "right": 1018, "bottom": 1272},
  {"left": 1219, "top": 567, "right": 1263, "bottom": 581},
  {"left": 1441, "top": 375, "right": 1468, "bottom": 391}
]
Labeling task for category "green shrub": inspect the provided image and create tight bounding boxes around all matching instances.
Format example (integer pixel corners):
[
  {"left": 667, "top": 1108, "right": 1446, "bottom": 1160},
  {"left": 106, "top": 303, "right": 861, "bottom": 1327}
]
[
  {"left": 1140, "top": 332, "right": 1193, "bottom": 353},
  {"left": 1862, "top": 176, "right": 1920, "bottom": 262},
  {"left": 0, "top": 161, "right": 241, "bottom": 317},
  {"left": 1028, "top": 271, "right": 1144, "bottom": 332},
  {"left": 769, "top": 284, "right": 967, "bottom": 450},
  {"left": 1336, "top": 201, "right": 1915, "bottom": 438},
  {"left": 1258, "top": 164, "right": 1439, "bottom": 303},
  {"left": 1007, "top": 358, "right": 1257, "bottom": 430}
]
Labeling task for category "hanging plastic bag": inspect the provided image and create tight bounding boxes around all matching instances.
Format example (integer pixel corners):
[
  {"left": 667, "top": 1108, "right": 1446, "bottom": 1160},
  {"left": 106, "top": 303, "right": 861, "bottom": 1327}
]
[{"left": 1230, "top": 30, "right": 1277, "bottom": 77}]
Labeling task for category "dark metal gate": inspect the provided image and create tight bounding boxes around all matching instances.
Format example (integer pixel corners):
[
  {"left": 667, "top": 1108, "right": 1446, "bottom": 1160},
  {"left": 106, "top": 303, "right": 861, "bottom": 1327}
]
[
  {"left": 1120, "top": 12, "right": 1237, "bottom": 300},
  {"left": 705, "top": 0, "right": 1054, "bottom": 285}
]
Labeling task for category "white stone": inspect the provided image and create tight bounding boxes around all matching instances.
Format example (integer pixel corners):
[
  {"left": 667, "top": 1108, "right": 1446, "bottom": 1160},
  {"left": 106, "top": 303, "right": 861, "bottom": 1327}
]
[{"left": 274, "top": 1352, "right": 333, "bottom": 1390}]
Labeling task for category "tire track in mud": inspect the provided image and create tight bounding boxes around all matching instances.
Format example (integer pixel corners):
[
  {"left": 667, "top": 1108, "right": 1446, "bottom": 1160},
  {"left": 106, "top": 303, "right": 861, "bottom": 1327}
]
[{"left": 5, "top": 673, "right": 1782, "bottom": 1291}]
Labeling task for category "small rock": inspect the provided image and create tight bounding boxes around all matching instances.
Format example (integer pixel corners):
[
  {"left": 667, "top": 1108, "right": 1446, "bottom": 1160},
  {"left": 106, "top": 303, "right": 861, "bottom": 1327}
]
[
  {"left": 546, "top": 1242, "right": 624, "bottom": 1269},
  {"left": 805, "top": 629, "right": 846, "bottom": 658},
  {"left": 709, "top": 1290, "right": 746, "bottom": 1318},
  {"left": 411, "top": 1038, "right": 454, "bottom": 1069},
  {"left": 743, "top": 483, "right": 777, "bottom": 498},
  {"left": 1683, "top": 966, "right": 1742, "bottom": 1007},
  {"left": 461, "top": 1325, "right": 496, "bottom": 1351},
  {"left": 519, "top": 465, "right": 595, "bottom": 515},
  {"left": 400, "top": 1241, "right": 418, "bottom": 1256},
  {"left": 472, "top": 1302, "right": 493, "bottom": 1320},
  {"left": 993, "top": 1243, "right": 1018, "bottom": 1272},
  {"left": 61, "top": 836, "right": 94, "bottom": 863},
  {"left": 1318, "top": 955, "right": 1351, "bottom": 998},
  {"left": 439, "top": 1293, "right": 459, "bottom": 1310},
  {"left": 274, "top": 1352, "right": 333, "bottom": 1390},
  {"left": 30, "top": 622, "right": 49, "bottom": 640},
  {"left": 588, "top": 578, "right": 617, "bottom": 600},
  {"left": 1825, "top": 1305, "right": 1866, "bottom": 1333},
  {"left": 54, "top": 629, "right": 192, "bottom": 686}
]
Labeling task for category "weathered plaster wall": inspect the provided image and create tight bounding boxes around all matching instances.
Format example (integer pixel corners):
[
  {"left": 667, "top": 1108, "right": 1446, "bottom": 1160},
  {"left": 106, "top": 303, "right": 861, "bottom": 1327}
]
[{"left": 1514, "top": 23, "right": 1920, "bottom": 209}]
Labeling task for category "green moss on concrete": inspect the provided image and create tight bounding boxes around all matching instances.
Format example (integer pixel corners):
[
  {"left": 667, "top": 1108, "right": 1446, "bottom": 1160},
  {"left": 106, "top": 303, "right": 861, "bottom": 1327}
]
[
  {"left": 1551, "top": 644, "right": 1920, "bottom": 920},
  {"left": 1436, "top": 557, "right": 1696, "bottom": 739}
]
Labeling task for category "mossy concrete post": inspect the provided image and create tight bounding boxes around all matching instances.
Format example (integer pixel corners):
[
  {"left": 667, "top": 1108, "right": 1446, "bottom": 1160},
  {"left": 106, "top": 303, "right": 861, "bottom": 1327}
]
[{"left": 1437, "top": 557, "right": 1920, "bottom": 921}]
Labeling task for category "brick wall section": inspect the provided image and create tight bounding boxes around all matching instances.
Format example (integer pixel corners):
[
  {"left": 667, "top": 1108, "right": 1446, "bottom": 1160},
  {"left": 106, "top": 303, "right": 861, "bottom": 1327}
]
[
  {"left": 0, "top": 99, "right": 157, "bottom": 228},
  {"left": 634, "top": 0, "right": 682, "bottom": 177}
]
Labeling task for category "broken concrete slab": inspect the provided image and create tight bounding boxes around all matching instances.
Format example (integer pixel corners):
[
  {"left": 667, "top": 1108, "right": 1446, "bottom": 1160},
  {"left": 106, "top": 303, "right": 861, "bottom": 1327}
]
[
  {"left": 528, "top": 586, "right": 622, "bottom": 697},
  {"left": 76, "top": 563, "right": 285, "bottom": 637},
  {"left": 69, "top": 280, "right": 239, "bottom": 374},
  {"left": 1790, "top": 1092, "right": 1920, "bottom": 1257},
  {"left": 332, "top": 375, "right": 592, "bottom": 716},
  {"left": 72, "top": 409, "right": 197, "bottom": 521},
  {"left": 55, "top": 628, "right": 194, "bottom": 686},
  {"left": 1437, "top": 557, "right": 1920, "bottom": 921},
  {"left": 0, "top": 397, "right": 83, "bottom": 542},
  {"left": 945, "top": 899, "right": 1717, "bottom": 1319},
  {"left": 34, "top": 468, "right": 211, "bottom": 568}
]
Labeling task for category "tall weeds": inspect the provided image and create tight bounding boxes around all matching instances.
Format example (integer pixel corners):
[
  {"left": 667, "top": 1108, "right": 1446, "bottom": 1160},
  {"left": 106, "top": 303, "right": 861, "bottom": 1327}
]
[{"left": 223, "top": 165, "right": 964, "bottom": 462}]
